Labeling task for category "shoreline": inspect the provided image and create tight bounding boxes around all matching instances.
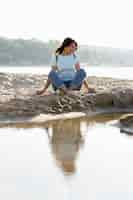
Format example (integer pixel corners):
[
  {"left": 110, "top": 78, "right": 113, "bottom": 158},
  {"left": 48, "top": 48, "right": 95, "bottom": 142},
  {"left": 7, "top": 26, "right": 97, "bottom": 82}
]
[{"left": 0, "top": 107, "right": 133, "bottom": 128}]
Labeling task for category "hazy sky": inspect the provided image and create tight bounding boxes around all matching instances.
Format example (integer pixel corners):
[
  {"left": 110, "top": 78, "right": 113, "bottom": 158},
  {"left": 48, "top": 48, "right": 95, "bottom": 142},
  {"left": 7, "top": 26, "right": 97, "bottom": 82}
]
[{"left": 0, "top": 0, "right": 133, "bottom": 49}]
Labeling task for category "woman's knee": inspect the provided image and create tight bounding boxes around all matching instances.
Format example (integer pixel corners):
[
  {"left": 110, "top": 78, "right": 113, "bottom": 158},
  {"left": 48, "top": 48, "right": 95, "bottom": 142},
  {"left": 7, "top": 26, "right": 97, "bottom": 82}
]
[
  {"left": 48, "top": 70, "right": 57, "bottom": 79},
  {"left": 77, "top": 68, "right": 86, "bottom": 79},
  {"left": 80, "top": 68, "right": 86, "bottom": 75},
  {"left": 48, "top": 70, "right": 64, "bottom": 88}
]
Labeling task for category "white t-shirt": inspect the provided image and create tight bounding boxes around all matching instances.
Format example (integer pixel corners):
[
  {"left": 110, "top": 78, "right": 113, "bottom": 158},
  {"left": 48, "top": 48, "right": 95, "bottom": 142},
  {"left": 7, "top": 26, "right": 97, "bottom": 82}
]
[{"left": 50, "top": 53, "right": 79, "bottom": 81}]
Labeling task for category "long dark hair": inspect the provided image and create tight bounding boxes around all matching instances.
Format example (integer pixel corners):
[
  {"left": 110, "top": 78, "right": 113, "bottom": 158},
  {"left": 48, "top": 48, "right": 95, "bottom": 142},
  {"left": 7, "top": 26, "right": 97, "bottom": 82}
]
[{"left": 56, "top": 37, "right": 78, "bottom": 54}]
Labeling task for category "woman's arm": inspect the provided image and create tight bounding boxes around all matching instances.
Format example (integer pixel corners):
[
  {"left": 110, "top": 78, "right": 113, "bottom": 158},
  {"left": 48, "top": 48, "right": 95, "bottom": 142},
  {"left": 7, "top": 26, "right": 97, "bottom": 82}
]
[
  {"left": 51, "top": 54, "right": 58, "bottom": 71},
  {"left": 75, "top": 62, "right": 80, "bottom": 71},
  {"left": 36, "top": 78, "right": 51, "bottom": 95},
  {"left": 37, "top": 54, "right": 58, "bottom": 95},
  {"left": 36, "top": 65, "right": 58, "bottom": 95},
  {"left": 74, "top": 61, "right": 91, "bottom": 92},
  {"left": 51, "top": 65, "right": 58, "bottom": 71}
]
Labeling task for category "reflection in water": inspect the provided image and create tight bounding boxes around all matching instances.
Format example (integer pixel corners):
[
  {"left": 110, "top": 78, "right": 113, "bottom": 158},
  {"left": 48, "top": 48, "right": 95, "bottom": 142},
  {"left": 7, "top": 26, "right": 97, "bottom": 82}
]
[
  {"left": 47, "top": 119, "right": 86, "bottom": 175},
  {"left": 0, "top": 113, "right": 133, "bottom": 200}
]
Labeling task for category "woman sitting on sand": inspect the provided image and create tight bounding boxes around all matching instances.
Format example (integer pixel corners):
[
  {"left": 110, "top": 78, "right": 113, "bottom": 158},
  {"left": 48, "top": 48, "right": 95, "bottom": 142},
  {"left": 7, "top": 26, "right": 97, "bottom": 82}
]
[{"left": 37, "top": 37, "right": 90, "bottom": 95}]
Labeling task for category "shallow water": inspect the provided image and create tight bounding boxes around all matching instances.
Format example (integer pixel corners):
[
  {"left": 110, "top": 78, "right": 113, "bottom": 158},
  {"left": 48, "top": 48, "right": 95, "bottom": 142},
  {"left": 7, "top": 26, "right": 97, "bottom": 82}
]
[
  {"left": 1, "top": 66, "right": 133, "bottom": 80},
  {"left": 0, "top": 113, "right": 133, "bottom": 199}
]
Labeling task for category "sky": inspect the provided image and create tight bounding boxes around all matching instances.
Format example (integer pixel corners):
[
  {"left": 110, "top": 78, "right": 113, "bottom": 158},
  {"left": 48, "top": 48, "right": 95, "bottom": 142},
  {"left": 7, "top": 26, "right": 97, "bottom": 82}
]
[{"left": 0, "top": 0, "right": 133, "bottom": 49}]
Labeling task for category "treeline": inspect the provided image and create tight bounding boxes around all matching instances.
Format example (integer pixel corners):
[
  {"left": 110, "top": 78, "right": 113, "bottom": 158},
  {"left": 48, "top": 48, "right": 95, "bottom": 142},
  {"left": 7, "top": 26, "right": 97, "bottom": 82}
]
[
  {"left": 0, "top": 37, "right": 133, "bottom": 66},
  {"left": 0, "top": 37, "right": 59, "bottom": 65}
]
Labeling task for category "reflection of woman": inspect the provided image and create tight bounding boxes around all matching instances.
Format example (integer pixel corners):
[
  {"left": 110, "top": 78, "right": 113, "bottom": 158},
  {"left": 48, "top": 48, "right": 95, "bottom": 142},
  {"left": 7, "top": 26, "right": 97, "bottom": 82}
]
[
  {"left": 37, "top": 37, "right": 90, "bottom": 95},
  {"left": 48, "top": 119, "right": 84, "bottom": 175}
]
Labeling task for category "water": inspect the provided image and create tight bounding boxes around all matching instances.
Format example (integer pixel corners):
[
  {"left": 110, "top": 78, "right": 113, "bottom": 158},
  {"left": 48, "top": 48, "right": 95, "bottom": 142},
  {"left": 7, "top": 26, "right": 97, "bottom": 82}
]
[
  {"left": 0, "top": 65, "right": 133, "bottom": 80},
  {"left": 0, "top": 65, "right": 133, "bottom": 199},
  {"left": 0, "top": 114, "right": 133, "bottom": 200}
]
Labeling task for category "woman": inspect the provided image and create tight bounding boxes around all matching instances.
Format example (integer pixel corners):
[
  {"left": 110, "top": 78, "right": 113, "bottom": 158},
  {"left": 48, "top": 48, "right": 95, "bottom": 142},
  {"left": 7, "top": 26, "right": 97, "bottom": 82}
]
[{"left": 37, "top": 37, "right": 90, "bottom": 95}]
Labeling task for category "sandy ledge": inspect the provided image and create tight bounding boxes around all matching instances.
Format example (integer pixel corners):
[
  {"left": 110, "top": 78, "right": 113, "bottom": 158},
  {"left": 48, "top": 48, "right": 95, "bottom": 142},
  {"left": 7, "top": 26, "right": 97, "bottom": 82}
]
[{"left": 0, "top": 72, "right": 133, "bottom": 126}]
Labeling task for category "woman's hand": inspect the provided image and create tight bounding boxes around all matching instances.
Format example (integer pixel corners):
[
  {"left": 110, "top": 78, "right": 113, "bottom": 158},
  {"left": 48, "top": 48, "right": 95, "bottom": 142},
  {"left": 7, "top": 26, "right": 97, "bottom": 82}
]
[{"left": 36, "top": 89, "right": 46, "bottom": 95}]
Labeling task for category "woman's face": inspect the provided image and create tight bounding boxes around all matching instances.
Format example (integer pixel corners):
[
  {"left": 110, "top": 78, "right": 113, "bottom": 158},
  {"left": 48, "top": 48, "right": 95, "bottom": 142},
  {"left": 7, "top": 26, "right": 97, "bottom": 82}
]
[{"left": 64, "top": 42, "right": 77, "bottom": 54}]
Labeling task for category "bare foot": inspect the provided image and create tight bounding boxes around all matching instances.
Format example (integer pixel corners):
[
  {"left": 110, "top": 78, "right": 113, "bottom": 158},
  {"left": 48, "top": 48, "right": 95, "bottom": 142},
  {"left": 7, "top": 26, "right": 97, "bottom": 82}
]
[
  {"left": 67, "top": 90, "right": 79, "bottom": 95},
  {"left": 36, "top": 90, "right": 45, "bottom": 95},
  {"left": 39, "top": 91, "right": 52, "bottom": 96},
  {"left": 36, "top": 90, "right": 52, "bottom": 96},
  {"left": 87, "top": 88, "right": 96, "bottom": 93},
  {"left": 59, "top": 86, "right": 68, "bottom": 95}
]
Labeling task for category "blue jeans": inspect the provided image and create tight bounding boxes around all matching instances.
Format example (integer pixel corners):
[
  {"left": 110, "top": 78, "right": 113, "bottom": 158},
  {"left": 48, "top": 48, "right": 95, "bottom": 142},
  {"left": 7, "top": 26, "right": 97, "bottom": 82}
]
[{"left": 48, "top": 68, "right": 86, "bottom": 90}]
